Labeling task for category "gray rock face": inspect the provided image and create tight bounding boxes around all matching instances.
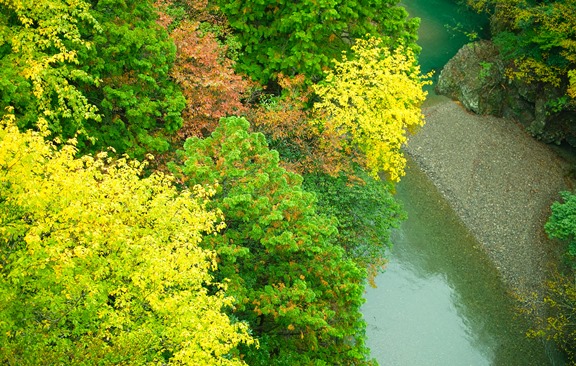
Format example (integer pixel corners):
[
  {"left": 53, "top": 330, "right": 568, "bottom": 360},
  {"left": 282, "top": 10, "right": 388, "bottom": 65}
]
[
  {"left": 436, "top": 41, "right": 505, "bottom": 115},
  {"left": 436, "top": 40, "right": 576, "bottom": 145}
]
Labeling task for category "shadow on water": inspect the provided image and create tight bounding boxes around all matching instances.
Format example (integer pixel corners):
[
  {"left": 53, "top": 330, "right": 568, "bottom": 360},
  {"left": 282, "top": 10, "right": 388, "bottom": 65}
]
[
  {"left": 362, "top": 161, "right": 552, "bottom": 365},
  {"left": 402, "top": 0, "right": 489, "bottom": 76}
]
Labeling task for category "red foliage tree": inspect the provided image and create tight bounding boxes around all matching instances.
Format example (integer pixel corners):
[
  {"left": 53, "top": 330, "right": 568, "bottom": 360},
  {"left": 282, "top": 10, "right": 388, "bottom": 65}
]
[
  {"left": 170, "top": 21, "right": 251, "bottom": 139},
  {"left": 155, "top": 0, "right": 251, "bottom": 140}
]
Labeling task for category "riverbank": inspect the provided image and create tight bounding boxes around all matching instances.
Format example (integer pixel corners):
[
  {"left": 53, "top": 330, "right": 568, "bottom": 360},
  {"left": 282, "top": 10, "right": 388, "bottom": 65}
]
[{"left": 405, "top": 94, "right": 575, "bottom": 299}]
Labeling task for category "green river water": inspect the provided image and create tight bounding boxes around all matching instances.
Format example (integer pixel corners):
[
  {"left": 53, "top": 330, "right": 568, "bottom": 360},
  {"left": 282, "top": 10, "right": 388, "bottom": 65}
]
[
  {"left": 363, "top": 161, "right": 554, "bottom": 365},
  {"left": 361, "top": 1, "right": 562, "bottom": 365}
]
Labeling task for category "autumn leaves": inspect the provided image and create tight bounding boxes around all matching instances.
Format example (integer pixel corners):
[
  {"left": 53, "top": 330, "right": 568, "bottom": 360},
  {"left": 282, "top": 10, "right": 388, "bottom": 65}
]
[{"left": 0, "top": 0, "right": 428, "bottom": 364}]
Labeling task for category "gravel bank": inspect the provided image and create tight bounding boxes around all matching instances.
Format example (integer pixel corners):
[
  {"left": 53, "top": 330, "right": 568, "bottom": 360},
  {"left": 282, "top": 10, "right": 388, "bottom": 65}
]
[{"left": 405, "top": 95, "right": 575, "bottom": 298}]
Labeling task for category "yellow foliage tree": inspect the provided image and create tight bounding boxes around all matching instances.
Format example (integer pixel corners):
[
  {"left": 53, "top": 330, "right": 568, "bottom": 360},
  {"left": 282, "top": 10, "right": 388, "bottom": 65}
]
[
  {"left": 0, "top": 114, "right": 254, "bottom": 365},
  {"left": 313, "top": 36, "right": 430, "bottom": 181},
  {"left": 0, "top": 0, "right": 101, "bottom": 130}
]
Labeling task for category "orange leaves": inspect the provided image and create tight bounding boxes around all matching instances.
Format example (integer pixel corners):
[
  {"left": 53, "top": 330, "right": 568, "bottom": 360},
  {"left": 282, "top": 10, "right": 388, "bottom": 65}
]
[
  {"left": 282, "top": 207, "right": 302, "bottom": 223},
  {"left": 249, "top": 74, "right": 356, "bottom": 176},
  {"left": 154, "top": 0, "right": 251, "bottom": 140},
  {"left": 181, "top": 0, "right": 208, "bottom": 13},
  {"left": 168, "top": 21, "right": 251, "bottom": 140}
]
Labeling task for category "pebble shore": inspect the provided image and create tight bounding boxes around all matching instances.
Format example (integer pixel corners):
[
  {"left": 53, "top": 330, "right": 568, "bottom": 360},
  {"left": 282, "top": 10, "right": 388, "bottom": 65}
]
[{"left": 405, "top": 95, "right": 575, "bottom": 298}]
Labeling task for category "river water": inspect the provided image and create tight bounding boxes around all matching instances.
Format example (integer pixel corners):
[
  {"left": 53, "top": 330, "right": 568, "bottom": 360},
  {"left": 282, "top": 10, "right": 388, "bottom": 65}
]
[
  {"left": 361, "top": 1, "right": 557, "bottom": 365},
  {"left": 363, "top": 161, "right": 553, "bottom": 365},
  {"left": 402, "top": 0, "right": 489, "bottom": 75}
]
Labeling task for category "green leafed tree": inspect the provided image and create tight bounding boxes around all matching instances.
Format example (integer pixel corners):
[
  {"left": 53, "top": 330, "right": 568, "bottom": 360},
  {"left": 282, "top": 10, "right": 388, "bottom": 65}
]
[
  {"left": 0, "top": 115, "right": 254, "bottom": 365},
  {"left": 0, "top": 0, "right": 101, "bottom": 135},
  {"left": 79, "top": 0, "right": 186, "bottom": 155},
  {"left": 215, "top": 0, "right": 420, "bottom": 83},
  {"left": 0, "top": 0, "right": 186, "bottom": 156},
  {"left": 546, "top": 191, "right": 576, "bottom": 265},
  {"left": 303, "top": 168, "right": 406, "bottom": 283},
  {"left": 171, "top": 116, "right": 375, "bottom": 365}
]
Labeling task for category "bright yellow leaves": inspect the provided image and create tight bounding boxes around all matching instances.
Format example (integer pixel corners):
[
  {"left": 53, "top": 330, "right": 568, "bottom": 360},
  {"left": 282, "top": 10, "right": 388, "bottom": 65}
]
[
  {"left": 568, "top": 70, "right": 576, "bottom": 99},
  {"left": 313, "top": 36, "right": 430, "bottom": 181},
  {"left": 0, "top": 116, "right": 254, "bottom": 365},
  {"left": 507, "top": 57, "right": 563, "bottom": 87},
  {"left": 1, "top": 0, "right": 101, "bottom": 128}
]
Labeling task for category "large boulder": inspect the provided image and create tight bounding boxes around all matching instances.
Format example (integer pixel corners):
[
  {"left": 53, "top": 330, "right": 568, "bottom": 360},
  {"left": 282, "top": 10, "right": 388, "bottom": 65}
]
[{"left": 436, "top": 40, "right": 505, "bottom": 115}]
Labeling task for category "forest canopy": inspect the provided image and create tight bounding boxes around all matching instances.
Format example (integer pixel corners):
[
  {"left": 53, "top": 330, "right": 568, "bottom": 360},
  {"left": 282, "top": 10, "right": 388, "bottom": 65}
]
[{"left": 0, "top": 0, "right": 426, "bottom": 364}]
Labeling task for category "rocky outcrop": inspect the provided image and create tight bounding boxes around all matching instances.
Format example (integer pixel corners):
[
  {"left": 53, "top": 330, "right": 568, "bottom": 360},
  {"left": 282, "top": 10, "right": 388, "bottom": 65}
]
[
  {"left": 436, "top": 40, "right": 576, "bottom": 146},
  {"left": 436, "top": 41, "right": 505, "bottom": 115}
]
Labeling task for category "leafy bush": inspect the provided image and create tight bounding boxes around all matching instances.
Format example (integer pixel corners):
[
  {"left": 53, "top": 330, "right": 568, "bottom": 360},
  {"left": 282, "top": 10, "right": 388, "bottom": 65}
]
[
  {"left": 216, "top": 0, "right": 419, "bottom": 82},
  {"left": 545, "top": 191, "right": 576, "bottom": 265},
  {"left": 526, "top": 191, "right": 576, "bottom": 364},
  {"left": 303, "top": 169, "right": 405, "bottom": 283}
]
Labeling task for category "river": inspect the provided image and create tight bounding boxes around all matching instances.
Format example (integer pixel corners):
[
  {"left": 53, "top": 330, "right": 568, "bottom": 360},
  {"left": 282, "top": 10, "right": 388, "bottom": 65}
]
[
  {"left": 402, "top": 0, "right": 488, "bottom": 75},
  {"left": 363, "top": 160, "right": 553, "bottom": 365},
  {"left": 361, "top": 1, "right": 559, "bottom": 365}
]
